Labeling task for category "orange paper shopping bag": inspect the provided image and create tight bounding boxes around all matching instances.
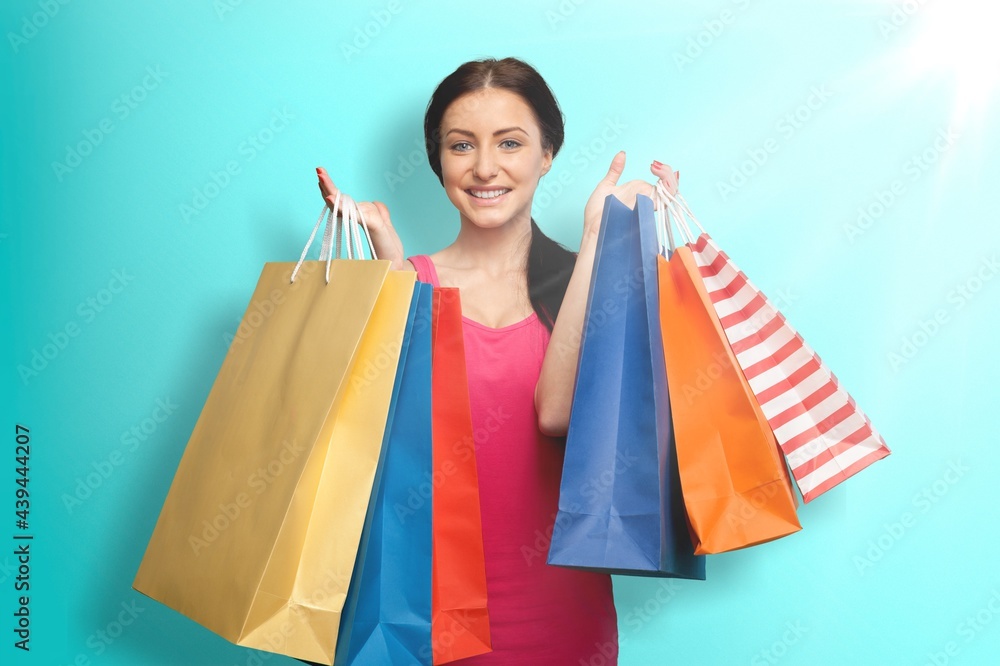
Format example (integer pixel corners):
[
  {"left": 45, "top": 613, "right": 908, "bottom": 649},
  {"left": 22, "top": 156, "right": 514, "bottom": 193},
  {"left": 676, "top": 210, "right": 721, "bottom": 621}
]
[
  {"left": 657, "top": 241, "right": 801, "bottom": 554},
  {"left": 658, "top": 189, "right": 890, "bottom": 502},
  {"left": 429, "top": 288, "right": 492, "bottom": 664}
]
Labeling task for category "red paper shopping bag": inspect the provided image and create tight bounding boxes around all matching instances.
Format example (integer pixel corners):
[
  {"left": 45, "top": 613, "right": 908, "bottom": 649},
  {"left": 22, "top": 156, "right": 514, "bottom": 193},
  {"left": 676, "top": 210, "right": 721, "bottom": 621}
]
[{"left": 430, "top": 288, "right": 492, "bottom": 664}]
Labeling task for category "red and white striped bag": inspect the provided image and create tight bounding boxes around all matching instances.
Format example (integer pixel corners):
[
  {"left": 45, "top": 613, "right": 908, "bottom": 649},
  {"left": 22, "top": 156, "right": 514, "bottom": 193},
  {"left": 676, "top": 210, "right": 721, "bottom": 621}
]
[{"left": 655, "top": 185, "right": 890, "bottom": 502}]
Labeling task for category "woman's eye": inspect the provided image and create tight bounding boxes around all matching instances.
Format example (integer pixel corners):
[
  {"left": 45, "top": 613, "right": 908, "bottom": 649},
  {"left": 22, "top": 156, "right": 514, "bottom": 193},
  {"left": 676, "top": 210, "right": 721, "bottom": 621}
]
[
  {"left": 451, "top": 141, "right": 473, "bottom": 152},
  {"left": 500, "top": 139, "right": 521, "bottom": 149}
]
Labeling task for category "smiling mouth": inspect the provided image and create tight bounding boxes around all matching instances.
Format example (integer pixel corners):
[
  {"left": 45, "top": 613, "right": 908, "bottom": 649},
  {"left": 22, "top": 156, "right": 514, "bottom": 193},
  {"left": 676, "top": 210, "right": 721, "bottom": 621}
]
[{"left": 467, "top": 188, "right": 511, "bottom": 199}]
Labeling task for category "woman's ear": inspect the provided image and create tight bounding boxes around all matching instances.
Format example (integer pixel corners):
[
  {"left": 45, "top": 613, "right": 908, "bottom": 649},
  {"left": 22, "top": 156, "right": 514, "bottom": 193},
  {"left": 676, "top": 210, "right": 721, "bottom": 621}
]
[{"left": 541, "top": 147, "right": 553, "bottom": 176}]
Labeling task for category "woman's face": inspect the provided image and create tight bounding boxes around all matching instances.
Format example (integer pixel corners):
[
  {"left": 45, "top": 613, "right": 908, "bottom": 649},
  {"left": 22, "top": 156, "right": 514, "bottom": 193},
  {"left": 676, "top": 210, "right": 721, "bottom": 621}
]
[{"left": 439, "top": 87, "right": 553, "bottom": 232}]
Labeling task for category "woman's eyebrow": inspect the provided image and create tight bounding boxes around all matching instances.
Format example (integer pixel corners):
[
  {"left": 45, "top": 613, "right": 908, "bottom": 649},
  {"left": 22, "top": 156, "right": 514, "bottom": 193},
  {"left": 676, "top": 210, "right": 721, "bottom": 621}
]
[
  {"left": 445, "top": 126, "right": 529, "bottom": 138},
  {"left": 492, "top": 126, "right": 527, "bottom": 136}
]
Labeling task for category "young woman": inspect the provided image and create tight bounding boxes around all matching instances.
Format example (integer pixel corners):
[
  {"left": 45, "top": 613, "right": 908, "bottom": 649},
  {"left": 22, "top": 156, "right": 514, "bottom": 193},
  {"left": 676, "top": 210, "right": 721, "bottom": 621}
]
[{"left": 318, "top": 57, "right": 678, "bottom": 664}]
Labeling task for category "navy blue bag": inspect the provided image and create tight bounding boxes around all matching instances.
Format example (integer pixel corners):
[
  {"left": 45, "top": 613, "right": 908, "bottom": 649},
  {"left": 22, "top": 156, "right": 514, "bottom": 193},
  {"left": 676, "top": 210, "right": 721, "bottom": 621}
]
[
  {"left": 334, "top": 282, "right": 434, "bottom": 664},
  {"left": 547, "top": 194, "right": 705, "bottom": 579}
]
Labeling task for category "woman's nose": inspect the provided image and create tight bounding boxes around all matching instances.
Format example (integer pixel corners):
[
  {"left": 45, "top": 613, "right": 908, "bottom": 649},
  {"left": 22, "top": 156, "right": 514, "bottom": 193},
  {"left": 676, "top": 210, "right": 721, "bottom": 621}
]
[{"left": 473, "top": 151, "right": 498, "bottom": 181}]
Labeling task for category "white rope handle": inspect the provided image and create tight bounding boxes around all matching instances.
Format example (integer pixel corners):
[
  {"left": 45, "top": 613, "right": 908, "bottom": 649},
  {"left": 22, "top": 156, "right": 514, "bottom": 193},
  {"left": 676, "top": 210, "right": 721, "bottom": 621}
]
[
  {"left": 652, "top": 187, "right": 674, "bottom": 255},
  {"left": 350, "top": 202, "right": 364, "bottom": 260},
  {"left": 355, "top": 204, "right": 378, "bottom": 260},
  {"left": 330, "top": 202, "right": 350, "bottom": 284},
  {"left": 290, "top": 189, "right": 381, "bottom": 284},
  {"left": 652, "top": 193, "right": 665, "bottom": 255},
  {"left": 343, "top": 196, "right": 377, "bottom": 261},
  {"left": 326, "top": 194, "right": 353, "bottom": 281},
  {"left": 319, "top": 192, "right": 339, "bottom": 262},
  {"left": 656, "top": 181, "right": 703, "bottom": 250},
  {"left": 653, "top": 182, "right": 686, "bottom": 253},
  {"left": 346, "top": 200, "right": 357, "bottom": 260},
  {"left": 291, "top": 203, "right": 337, "bottom": 283},
  {"left": 667, "top": 190, "right": 706, "bottom": 237},
  {"left": 334, "top": 196, "right": 344, "bottom": 262}
]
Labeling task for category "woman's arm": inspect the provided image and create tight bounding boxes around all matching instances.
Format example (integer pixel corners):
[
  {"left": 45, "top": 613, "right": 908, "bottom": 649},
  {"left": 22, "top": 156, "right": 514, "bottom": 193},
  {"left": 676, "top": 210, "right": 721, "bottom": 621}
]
[
  {"left": 534, "top": 153, "right": 678, "bottom": 437},
  {"left": 534, "top": 226, "right": 600, "bottom": 437}
]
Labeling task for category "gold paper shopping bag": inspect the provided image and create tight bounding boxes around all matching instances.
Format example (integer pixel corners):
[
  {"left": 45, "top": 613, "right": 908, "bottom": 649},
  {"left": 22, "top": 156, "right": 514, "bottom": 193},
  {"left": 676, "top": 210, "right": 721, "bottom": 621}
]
[{"left": 133, "top": 257, "right": 415, "bottom": 665}]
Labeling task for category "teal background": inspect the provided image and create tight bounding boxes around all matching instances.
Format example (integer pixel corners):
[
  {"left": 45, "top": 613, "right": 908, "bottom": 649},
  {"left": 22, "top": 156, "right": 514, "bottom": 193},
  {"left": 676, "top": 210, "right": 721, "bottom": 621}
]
[{"left": 3, "top": 0, "right": 998, "bottom": 664}]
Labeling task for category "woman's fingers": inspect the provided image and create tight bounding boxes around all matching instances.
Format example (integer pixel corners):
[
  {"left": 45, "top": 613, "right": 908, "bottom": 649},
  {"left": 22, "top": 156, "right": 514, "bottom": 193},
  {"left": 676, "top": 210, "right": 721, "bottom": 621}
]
[
  {"left": 316, "top": 166, "right": 340, "bottom": 208},
  {"left": 316, "top": 166, "right": 337, "bottom": 196},
  {"left": 650, "top": 160, "right": 679, "bottom": 197},
  {"left": 315, "top": 166, "right": 391, "bottom": 234},
  {"left": 357, "top": 200, "right": 406, "bottom": 268},
  {"left": 601, "top": 151, "right": 627, "bottom": 187},
  {"left": 611, "top": 179, "right": 655, "bottom": 208},
  {"left": 314, "top": 167, "right": 405, "bottom": 266},
  {"left": 371, "top": 201, "right": 392, "bottom": 227},
  {"left": 650, "top": 160, "right": 672, "bottom": 181},
  {"left": 356, "top": 201, "right": 386, "bottom": 231},
  {"left": 316, "top": 166, "right": 362, "bottom": 217}
]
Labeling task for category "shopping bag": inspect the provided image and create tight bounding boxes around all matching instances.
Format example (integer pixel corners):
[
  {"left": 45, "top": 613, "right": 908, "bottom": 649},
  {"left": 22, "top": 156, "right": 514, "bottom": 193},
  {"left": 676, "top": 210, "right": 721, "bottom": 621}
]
[
  {"left": 654, "top": 194, "right": 801, "bottom": 555},
  {"left": 659, "top": 189, "right": 890, "bottom": 502},
  {"left": 334, "top": 281, "right": 434, "bottom": 666},
  {"left": 430, "top": 288, "right": 492, "bottom": 664},
  {"left": 134, "top": 202, "right": 414, "bottom": 664},
  {"left": 547, "top": 194, "right": 705, "bottom": 578}
]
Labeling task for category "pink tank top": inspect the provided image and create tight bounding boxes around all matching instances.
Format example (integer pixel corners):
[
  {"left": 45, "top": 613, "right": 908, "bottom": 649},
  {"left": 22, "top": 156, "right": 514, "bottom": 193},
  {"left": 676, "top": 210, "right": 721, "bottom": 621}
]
[{"left": 408, "top": 255, "right": 618, "bottom": 665}]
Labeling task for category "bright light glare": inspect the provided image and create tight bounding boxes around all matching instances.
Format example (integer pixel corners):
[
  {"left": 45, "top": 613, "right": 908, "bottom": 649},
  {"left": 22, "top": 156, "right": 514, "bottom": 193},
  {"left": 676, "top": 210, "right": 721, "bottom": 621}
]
[{"left": 898, "top": 0, "right": 1000, "bottom": 123}]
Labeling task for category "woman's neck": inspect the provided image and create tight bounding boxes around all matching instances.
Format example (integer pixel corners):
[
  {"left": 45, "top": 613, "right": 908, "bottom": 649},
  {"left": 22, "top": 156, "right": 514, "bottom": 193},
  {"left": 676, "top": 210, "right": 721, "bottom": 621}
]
[{"left": 443, "top": 213, "right": 532, "bottom": 278}]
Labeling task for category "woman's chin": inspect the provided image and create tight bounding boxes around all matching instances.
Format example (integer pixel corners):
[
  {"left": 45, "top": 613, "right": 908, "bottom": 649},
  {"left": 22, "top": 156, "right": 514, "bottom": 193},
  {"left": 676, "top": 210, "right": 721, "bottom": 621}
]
[{"left": 464, "top": 214, "right": 511, "bottom": 230}]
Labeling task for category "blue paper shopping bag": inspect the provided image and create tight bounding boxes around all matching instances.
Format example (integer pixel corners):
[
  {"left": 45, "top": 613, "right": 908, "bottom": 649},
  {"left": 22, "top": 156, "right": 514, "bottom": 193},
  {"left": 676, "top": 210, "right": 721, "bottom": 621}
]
[
  {"left": 547, "top": 194, "right": 705, "bottom": 579},
  {"left": 334, "top": 282, "right": 434, "bottom": 665}
]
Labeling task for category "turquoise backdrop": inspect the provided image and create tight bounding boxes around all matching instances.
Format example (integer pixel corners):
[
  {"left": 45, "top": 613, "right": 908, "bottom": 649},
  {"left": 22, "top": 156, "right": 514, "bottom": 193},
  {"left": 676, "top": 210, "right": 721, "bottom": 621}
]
[{"left": 3, "top": 1, "right": 998, "bottom": 664}]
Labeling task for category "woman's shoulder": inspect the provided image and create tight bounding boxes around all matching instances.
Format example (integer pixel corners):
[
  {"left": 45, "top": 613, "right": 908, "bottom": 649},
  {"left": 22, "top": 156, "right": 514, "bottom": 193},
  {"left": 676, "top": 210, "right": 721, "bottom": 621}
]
[
  {"left": 405, "top": 249, "right": 448, "bottom": 270},
  {"left": 407, "top": 250, "right": 460, "bottom": 288},
  {"left": 405, "top": 254, "right": 439, "bottom": 286}
]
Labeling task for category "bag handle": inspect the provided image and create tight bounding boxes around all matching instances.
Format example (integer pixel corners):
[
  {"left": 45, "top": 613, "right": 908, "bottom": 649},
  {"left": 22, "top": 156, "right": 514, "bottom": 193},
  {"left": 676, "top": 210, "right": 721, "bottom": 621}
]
[
  {"left": 666, "top": 188, "right": 706, "bottom": 237},
  {"left": 291, "top": 202, "right": 336, "bottom": 283},
  {"left": 290, "top": 191, "right": 379, "bottom": 284},
  {"left": 652, "top": 184, "right": 676, "bottom": 255},
  {"left": 324, "top": 194, "right": 378, "bottom": 264},
  {"left": 654, "top": 182, "right": 704, "bottom": 255},
  {"left": 653, "top": 182, "right": 688, "bottom": 254},
  {"left": 319, "top": 190, "right": 342, "bottom": 264}
]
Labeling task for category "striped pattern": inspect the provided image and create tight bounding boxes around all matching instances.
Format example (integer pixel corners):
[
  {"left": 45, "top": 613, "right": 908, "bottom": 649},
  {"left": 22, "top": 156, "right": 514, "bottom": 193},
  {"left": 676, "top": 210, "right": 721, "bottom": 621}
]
[{"left": 688, "top": 233, "right": 890, "bottom": 502}]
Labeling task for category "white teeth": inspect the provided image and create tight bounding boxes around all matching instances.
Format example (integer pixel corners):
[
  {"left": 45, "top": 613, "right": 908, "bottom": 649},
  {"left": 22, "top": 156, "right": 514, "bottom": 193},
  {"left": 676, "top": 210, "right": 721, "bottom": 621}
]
[{"left": 469, "top": 189, "right": 510, "bottom": 199}]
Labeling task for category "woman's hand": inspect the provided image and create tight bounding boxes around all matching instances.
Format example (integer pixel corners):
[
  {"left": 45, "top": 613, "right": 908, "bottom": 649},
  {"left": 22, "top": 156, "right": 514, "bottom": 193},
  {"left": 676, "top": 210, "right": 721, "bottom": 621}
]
[
  {"left": 536, "top": 152, "right": 680, "bottom": 437},
  {"left": 651, "top": 159, "right": 680, "bottom": 200},
  {"left": 316, "top": 166, "right": 409, "bottom": 270},
  {"left": 582, "top": 151, "right": 680, "bottom": 244}
]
